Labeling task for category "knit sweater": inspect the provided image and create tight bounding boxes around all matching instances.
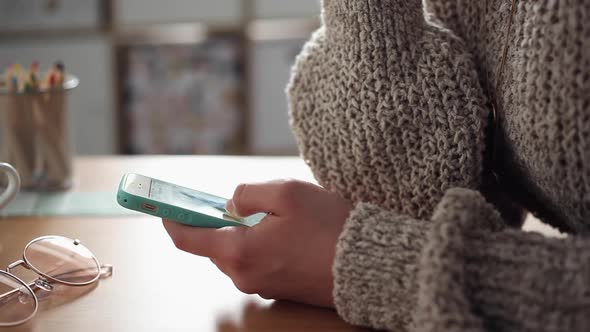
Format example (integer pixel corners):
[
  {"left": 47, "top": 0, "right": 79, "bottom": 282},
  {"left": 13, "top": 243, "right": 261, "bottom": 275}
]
[{"left": 287, "top": 1, "right": 590, "bottom": 331}]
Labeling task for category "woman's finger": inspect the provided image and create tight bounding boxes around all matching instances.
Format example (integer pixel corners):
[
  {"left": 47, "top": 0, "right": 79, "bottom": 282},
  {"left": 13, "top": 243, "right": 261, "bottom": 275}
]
[
  {"left": 228, "top": 180, "right": 314, "bottom": 217},
  {"left": 162, "top": 220, "right": 248, "bottom": 259}
]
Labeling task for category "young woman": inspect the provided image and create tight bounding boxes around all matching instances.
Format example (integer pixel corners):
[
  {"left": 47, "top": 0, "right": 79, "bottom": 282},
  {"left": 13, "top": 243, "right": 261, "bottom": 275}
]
[{"left": 163, "top": 1, "right": 590, "bottom": 331}]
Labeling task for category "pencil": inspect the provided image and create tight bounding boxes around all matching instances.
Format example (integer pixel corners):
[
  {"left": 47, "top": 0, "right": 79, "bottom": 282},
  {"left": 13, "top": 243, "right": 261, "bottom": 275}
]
[
  {"left": 6, "top": 94, "right": 36, "bottom": 187},
  {"left": 1, "top": 62, "right": 74, "bottom": 190},
  {"left": 35, "top": 62, "right": 72, "bottom": 188}
]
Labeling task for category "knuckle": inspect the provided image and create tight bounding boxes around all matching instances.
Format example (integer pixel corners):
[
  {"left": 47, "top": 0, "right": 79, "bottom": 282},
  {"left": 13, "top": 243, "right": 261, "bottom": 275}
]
[
  {"left": 233, "top": 276, "right": 259, "bottom": 295},
  {"left": 277, "top": 180, "right": 304, "bottom": 199},
  {"left": 171, "top": 236, "right": 188, "bottom": 251},
  {"left": 258, "top": 292, "right": 275, "bottom": 300},
  {"left": 224, "top": 241, "right": 251, "bottom": 272},
  {"left": 275, "top": 180, "right": 307, "bottom": 208}
]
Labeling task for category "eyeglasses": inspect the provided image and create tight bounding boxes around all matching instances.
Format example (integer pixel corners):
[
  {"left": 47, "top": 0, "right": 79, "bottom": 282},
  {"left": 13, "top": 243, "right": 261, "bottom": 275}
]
[{"left": 0, "top": 235, "right": 112, "bottom": 327}]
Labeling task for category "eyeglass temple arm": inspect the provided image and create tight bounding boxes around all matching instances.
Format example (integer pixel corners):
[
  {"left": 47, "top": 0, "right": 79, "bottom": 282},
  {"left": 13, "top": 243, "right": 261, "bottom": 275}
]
[{"left": 0, "top": 264, "right": 113, "bottom": 302}]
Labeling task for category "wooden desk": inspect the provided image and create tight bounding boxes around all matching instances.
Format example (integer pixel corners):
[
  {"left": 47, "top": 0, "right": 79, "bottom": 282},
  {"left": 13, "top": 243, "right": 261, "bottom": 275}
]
[{"left": 0, "top": 156, "right": 367, "bottom": 332}]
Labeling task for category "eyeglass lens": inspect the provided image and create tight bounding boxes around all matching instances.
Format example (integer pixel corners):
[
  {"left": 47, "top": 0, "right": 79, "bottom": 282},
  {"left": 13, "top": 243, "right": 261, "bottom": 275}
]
[
  {"left": 24, "top": 237, "right": 100, "bottom": 285},
  {"left": 0, "top": 272, "right": 36, "bottom": 326}
]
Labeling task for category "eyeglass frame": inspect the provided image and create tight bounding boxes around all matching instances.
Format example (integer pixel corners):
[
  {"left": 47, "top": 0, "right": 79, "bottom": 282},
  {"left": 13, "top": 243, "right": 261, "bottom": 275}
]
[{"left": 0, "top": 235, "right": 113, "bottom": 327}]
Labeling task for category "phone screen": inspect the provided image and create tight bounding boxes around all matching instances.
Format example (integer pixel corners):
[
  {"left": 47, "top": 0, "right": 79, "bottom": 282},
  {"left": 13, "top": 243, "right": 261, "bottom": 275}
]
[{"left": 148, "top": 178, "right": 260, "bottom": 225}]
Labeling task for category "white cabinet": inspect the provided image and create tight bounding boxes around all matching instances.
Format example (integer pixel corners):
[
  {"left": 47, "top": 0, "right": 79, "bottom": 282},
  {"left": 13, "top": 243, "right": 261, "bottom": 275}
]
[
  {"left": 115, "top": 0, "right": 242, "bottom": 25},
  {"left": 254, "top": 0, "right": 321, "bottom": 19},
  {"left": 250, "top": 39, "right": 308, "bottom": 155},
  {"left": 0, "top": 1, "right": 321, "bottom": 156},
  {"left": 115, "top": 0, "right": 321, "bottom": 24},
  {"left": 0, "top": 37, "right": 116, "bottom": 155},
  {"left": 249, "top": 1, "right": 319, "bottom": 154},
  {"left": 0, "top": 0, "right": 102, "bottom": 31}
]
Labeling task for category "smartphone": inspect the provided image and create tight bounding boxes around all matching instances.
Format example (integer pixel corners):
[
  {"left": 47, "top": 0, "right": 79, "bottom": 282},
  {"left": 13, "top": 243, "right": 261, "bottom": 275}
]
[{"left": 117, "top": 173, "right": 265, "bottom": 228}]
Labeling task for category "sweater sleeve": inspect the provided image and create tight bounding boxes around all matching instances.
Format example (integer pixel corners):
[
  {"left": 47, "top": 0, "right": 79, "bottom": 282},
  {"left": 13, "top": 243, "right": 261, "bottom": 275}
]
[
  {"left": 335, "top": 188, "right": 590, "bottom": 332},
  {"left": 415, "top": 189, "right": 590, "bottom": 332},
  {"left": 287, "top": 0, "right": 489, "bottom": 220},
  {"left": 333, "top": 202, "right": 430, "bottom": 331}
]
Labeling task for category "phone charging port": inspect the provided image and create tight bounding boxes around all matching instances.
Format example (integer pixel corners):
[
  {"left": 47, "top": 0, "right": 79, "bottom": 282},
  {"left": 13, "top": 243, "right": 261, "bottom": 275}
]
[{"left": 143, "top": 203, "right": 158, "bottom": 212}]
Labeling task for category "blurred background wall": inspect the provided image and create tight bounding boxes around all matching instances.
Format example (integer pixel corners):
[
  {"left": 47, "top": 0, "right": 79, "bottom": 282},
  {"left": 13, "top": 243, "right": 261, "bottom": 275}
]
[{"left": 0, "top": 0, "right": 321, "bottom": 156}]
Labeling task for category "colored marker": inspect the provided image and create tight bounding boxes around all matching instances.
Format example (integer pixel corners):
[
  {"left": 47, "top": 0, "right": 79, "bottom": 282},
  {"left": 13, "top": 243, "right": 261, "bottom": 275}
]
[
  {"left": 48, "top": 72, "right": 57, "bottom": 87},
  {"left": 11, "top": 76, "right": 18, "bottom": 92},
  {"left": 54, "top": 61, "right": 65, "bottom": 85},
  {"left": 55, "top": 61, "right": 64, "bottom": 72},
  {"left": 24, "top": 81, "right": 32, "bottom": 93},
  {"left": 31, "top": 61, "right": 39, "bottom": 71}
]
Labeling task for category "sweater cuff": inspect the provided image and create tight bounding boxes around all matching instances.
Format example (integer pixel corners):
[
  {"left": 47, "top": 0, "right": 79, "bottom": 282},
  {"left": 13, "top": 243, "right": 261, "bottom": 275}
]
[
  {"left": 413, "top": 188, "right": 505, "bottom": 331},
  {"left": 461, "top": 232, "right": 577, "bottom": 331},
  {"left": 333, "top": 202, "right": 429, "bottom": 331},
  {"left": 414, "top": 188, "right": 590, "bottom": 331}
]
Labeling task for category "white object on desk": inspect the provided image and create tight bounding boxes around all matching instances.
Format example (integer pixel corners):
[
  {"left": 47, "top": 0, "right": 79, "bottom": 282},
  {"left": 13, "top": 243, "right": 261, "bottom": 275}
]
[{"left": 0, "top": 162, "right": 20, "bottom": 210}]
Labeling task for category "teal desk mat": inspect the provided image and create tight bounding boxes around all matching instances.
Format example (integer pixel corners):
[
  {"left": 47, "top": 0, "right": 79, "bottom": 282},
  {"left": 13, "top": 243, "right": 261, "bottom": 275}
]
[{"left": 1, "top": 192, "right": 141, "bottom": 217}]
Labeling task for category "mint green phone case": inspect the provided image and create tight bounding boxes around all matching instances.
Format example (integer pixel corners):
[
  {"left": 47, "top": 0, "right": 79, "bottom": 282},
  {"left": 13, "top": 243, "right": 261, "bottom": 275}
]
[{"left": 116, "top": 174, "right": 263, "bottom": 228}]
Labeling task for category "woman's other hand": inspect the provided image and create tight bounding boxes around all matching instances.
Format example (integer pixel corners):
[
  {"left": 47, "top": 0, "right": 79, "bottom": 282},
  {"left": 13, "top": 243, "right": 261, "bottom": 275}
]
[{"left": 162, "top": 179, "right": 352, "bottom": 308}]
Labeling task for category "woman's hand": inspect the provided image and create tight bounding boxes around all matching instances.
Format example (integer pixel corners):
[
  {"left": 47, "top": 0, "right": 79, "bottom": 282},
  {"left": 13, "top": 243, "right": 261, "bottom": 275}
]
[{"left": 162, "top": 179, "right": 353, "bottom": 308}]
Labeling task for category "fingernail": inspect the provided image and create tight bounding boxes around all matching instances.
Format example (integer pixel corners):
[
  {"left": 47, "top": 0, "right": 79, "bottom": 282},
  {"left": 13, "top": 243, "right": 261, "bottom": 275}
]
[{"left": 225, "top": 199, "right": 241, "bottom": 218}]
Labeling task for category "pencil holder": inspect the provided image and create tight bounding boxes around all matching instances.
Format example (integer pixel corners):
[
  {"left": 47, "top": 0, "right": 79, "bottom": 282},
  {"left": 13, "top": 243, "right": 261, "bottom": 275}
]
[{"left": 0, "top": 75, "right": 78, "bottom": 191}]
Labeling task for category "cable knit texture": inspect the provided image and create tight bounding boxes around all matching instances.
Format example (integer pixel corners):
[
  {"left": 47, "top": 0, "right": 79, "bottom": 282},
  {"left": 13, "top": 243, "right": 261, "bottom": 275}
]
[
  {"left": 287, "top": 0, "right": 590, "bottom": 331},
  {"left": 333, "top": 203, "right": 429, "bottom": 330},
  {"left": 288, "top": 0, "right": 489, "bottom": 220},
  {"left": 416, "top": 189, "right": 590, "bottom": 332},
  {"left": 426, "top": 0, "right": 590, "bottom": 231}
]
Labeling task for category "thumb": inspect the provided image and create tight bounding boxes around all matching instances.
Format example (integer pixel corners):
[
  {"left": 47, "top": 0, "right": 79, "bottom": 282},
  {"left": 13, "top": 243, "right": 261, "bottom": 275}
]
[{"left": 226, "top": 180, "right": 307, "bottom": 218}]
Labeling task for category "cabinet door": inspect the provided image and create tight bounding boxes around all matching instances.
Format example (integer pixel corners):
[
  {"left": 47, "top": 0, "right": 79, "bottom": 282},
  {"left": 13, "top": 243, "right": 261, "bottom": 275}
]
[
  {"left": 115, "top": 0, "right": 242, "bottom": 25},
  {"left": 0, "top": 0, "right": 102, "bottom": 31},
  {"left": 253, "top": 0, "right": 321, "bottom": 19},
  {"left": 0, "top": 38, "right": 115, "bottom": 154},
  {"left": 120, "top": 40, "right": 245, "bottom": 155},
  {"left": 250, "top": 39, "right": 308, "bottom": 155}
]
